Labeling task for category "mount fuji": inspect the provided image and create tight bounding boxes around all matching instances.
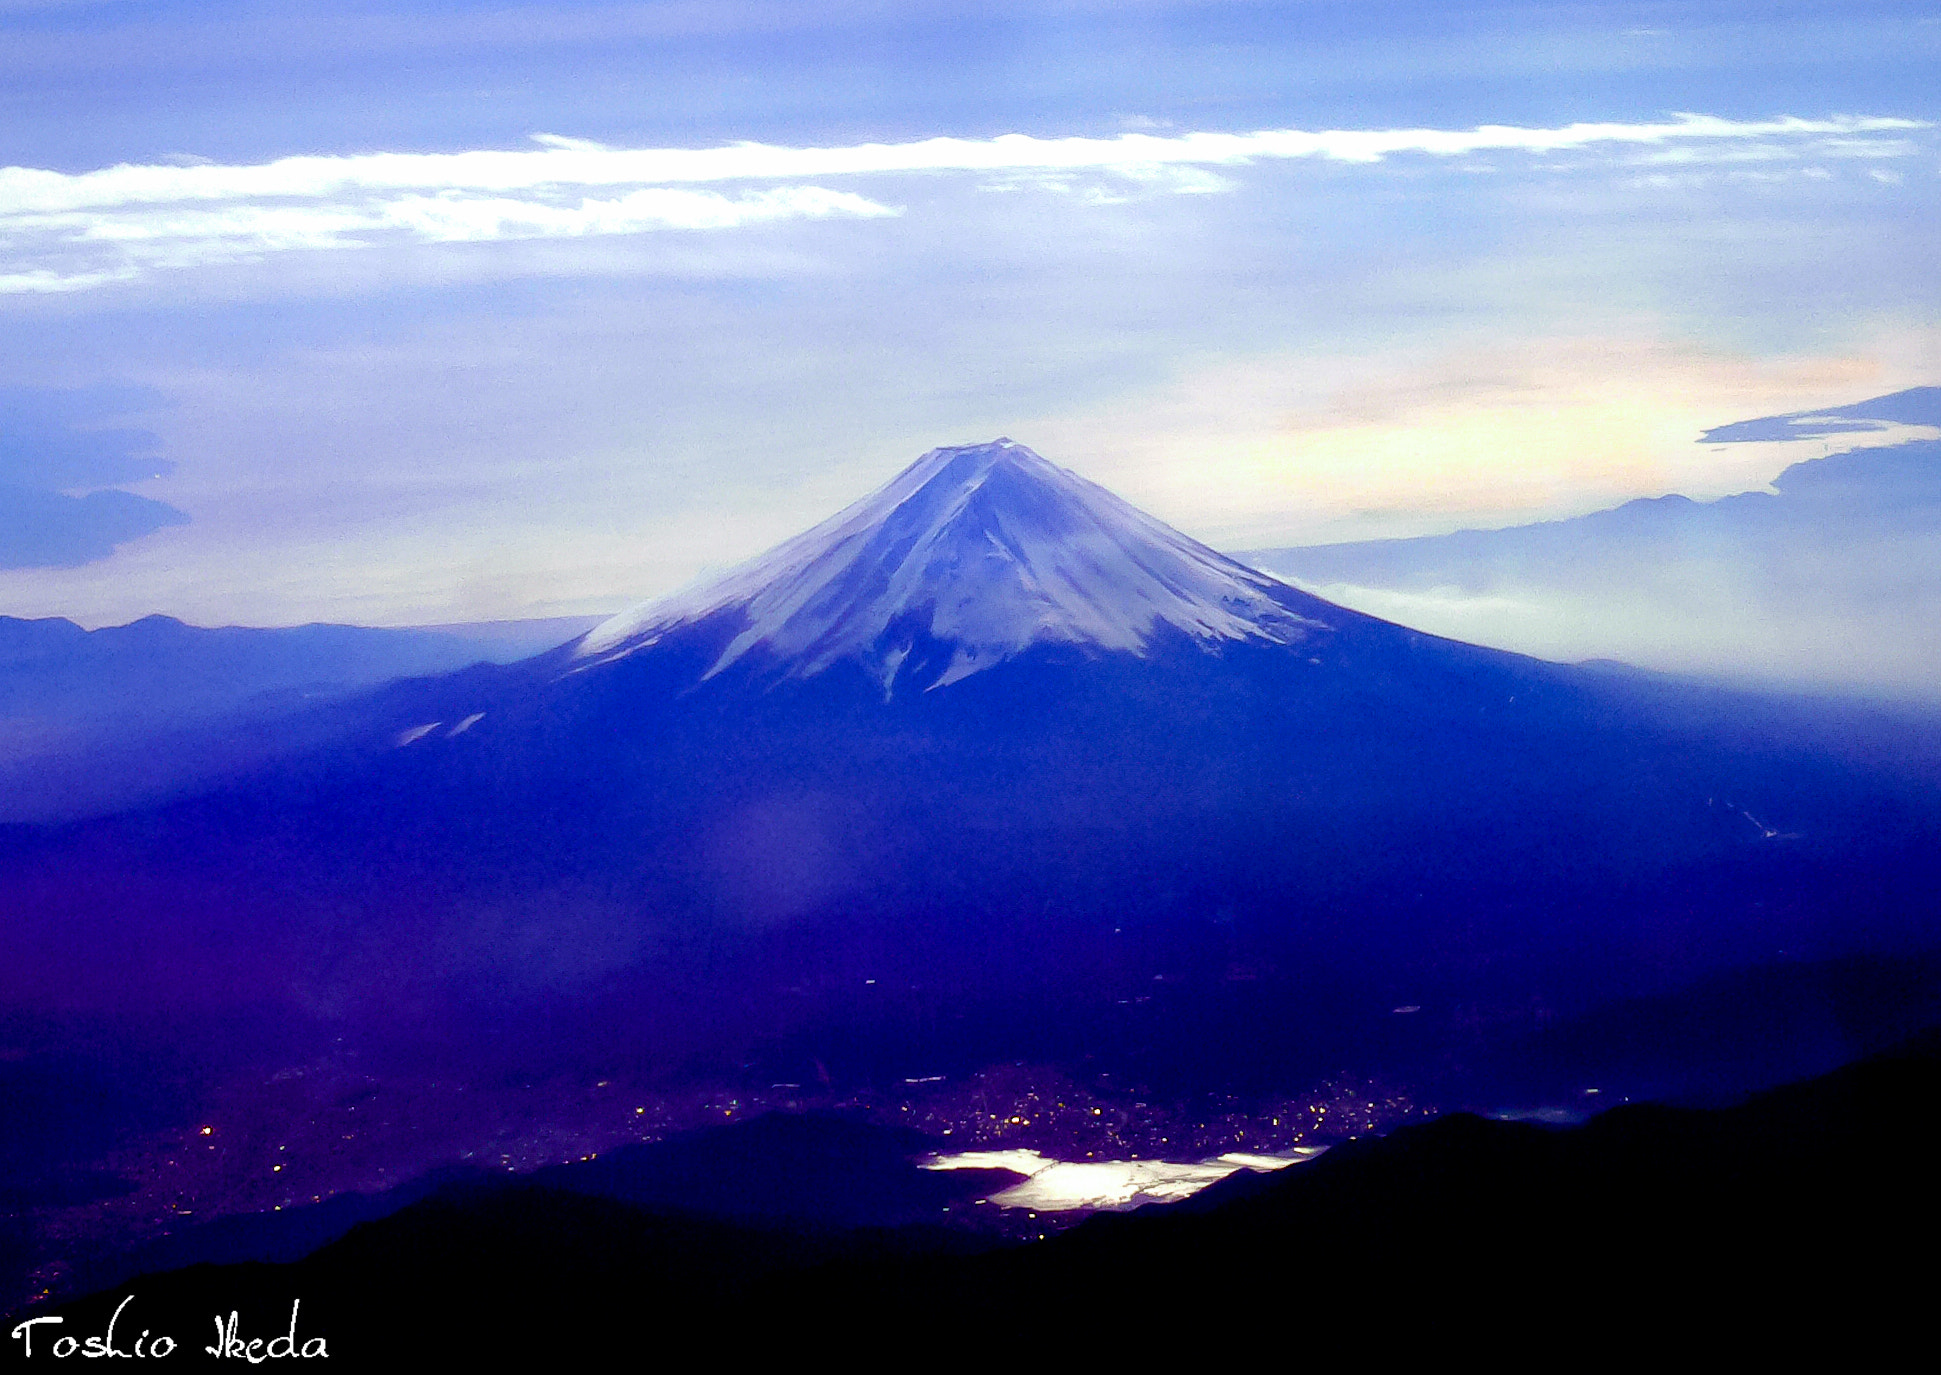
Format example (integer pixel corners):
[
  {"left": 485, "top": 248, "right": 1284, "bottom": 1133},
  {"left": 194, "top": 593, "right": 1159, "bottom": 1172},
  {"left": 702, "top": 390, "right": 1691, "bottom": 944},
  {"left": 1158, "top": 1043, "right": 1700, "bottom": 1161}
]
[
  {"left": 575, "top": 439, "right": 1332, "bottom": 693},
  {"left": 6, "top": 438, "right": 1941, "bottom": 1096}
]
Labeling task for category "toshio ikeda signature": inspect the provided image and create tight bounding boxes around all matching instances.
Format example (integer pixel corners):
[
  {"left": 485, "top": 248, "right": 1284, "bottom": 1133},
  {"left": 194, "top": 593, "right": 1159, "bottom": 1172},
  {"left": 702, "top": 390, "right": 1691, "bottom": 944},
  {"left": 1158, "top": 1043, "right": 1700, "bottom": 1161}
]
[{"left": 10, "top": 1295, "right": 329, "bottom": 1360}]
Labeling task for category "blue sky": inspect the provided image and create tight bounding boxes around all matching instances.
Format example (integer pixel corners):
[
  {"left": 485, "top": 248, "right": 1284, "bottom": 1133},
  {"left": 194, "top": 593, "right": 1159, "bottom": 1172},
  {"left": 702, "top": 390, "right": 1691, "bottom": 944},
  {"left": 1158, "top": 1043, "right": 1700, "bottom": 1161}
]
[{"left": 1, "top": 1, "right": 1937, "bottom": 626}]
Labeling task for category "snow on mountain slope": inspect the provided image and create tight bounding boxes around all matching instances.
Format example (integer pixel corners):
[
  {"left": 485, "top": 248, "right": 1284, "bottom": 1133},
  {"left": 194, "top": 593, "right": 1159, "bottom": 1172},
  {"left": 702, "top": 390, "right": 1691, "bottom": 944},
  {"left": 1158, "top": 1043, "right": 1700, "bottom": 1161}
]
[{"left": 576, "top": 439, "right": 1331, "bottom": 692}]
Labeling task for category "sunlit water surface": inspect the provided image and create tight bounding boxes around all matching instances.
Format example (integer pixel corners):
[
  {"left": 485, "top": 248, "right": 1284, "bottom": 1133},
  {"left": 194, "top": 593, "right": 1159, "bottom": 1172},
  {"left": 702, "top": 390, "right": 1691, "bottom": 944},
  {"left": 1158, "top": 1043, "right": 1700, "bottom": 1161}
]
[{"left": 922, "top": 1146, "right": 1325, "bottom": 1211}]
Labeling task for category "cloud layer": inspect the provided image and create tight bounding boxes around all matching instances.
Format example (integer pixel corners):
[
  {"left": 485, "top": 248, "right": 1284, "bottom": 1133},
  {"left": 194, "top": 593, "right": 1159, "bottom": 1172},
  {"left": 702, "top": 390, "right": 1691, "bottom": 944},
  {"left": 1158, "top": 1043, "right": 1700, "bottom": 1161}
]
[{"left": 0, "top": 114, "right": 1923, "bottom": 292}]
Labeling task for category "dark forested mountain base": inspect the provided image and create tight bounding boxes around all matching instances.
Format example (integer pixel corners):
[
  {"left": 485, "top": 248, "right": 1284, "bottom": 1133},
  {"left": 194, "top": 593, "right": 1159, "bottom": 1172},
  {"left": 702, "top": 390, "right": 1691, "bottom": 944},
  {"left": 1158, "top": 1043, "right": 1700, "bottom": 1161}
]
[{"left": 23, "top": 1034, "right": 1938, "bottom": 1362}]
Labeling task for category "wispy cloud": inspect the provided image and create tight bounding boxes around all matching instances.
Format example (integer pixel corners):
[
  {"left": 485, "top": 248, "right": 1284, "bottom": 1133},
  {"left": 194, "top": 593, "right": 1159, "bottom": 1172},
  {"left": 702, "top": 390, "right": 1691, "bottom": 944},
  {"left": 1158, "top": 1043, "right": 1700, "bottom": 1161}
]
[
  {"left": 0, "top": 185, "right": 899, "bottom": 293},
  {"left": 0, "top": 114, "right": 1924, "bottom": 292},
  {"left": 1811, "top": 137, "right": 1920, "bottom": 158}
]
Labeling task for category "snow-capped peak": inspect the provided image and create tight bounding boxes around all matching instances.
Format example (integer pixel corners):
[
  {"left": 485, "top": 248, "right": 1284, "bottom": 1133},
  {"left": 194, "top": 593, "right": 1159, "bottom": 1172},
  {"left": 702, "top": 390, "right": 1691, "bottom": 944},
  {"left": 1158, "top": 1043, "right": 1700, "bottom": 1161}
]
[{"left": 575, "top": 439, "right": 1330, "bottom": 691}]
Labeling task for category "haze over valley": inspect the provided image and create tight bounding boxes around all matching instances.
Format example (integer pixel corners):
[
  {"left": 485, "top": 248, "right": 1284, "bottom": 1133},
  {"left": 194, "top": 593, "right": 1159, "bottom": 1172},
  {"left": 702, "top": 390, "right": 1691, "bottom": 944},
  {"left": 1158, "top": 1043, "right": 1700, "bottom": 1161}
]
[{"left": 1249, "top": 388, "right": 1941, "bottom": 698}]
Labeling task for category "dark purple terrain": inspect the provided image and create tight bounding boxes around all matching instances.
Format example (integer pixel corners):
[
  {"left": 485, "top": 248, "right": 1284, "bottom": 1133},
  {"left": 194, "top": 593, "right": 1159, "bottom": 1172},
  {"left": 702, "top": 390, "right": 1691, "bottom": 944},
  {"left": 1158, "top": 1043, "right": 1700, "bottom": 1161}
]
[{"left": 6, "top": 438, "right": 1941, "bottom": 1332}]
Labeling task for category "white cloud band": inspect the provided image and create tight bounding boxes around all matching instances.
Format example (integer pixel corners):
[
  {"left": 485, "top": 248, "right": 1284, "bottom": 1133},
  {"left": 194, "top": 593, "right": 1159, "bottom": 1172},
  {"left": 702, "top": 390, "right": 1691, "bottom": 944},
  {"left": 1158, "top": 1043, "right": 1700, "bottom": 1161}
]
[{"left": 0, "top": 114, "right": 1924, "bottom": 293}]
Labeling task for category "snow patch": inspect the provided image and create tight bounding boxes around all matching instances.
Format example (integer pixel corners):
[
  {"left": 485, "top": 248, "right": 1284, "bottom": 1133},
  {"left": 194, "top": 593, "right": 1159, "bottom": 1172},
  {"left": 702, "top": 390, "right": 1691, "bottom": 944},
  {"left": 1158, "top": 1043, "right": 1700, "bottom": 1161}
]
[{"left": 578, "top": 439, "right": 1328, "bottom": 689}]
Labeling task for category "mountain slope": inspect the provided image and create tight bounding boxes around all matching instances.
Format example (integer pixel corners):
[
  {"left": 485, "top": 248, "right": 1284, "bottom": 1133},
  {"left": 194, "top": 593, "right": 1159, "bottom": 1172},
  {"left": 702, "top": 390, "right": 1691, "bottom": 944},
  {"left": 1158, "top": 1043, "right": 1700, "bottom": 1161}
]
[{"left": 4, "top": 438, "right": 1941, "bottom": 1097}]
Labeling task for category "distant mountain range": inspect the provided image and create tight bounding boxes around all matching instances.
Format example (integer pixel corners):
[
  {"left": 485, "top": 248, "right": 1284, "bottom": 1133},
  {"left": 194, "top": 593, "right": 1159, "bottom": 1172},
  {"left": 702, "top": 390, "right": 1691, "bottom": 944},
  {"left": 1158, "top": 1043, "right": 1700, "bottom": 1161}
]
[
  {"left": 14, "top": 386, "right": 1936, "bottom": 823},
  {"left": 0, "top": 613, "right": 604, "bottom": 822},
  {"left": 1243, "top": 386, "right": 1941, "bottom": 697}
]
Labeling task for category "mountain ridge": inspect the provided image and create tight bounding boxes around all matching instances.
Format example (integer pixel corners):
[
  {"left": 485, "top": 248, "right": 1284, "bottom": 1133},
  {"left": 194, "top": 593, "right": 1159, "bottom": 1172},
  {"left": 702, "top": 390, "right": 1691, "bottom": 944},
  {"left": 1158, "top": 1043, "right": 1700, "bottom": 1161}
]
[
  {"left": 0, "top": 612, "right": 609, "bottom": 824},
  {"left": 1239, "top": 386, "right": 1941, "bottom": 696}
]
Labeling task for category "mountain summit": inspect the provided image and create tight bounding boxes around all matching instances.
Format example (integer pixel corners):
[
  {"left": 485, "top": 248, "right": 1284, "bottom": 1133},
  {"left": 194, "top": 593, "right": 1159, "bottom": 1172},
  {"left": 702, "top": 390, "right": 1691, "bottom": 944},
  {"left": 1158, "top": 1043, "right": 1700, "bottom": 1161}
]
[{"left": 576, "top": 439, "right": 1332, "bottom": 693}]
